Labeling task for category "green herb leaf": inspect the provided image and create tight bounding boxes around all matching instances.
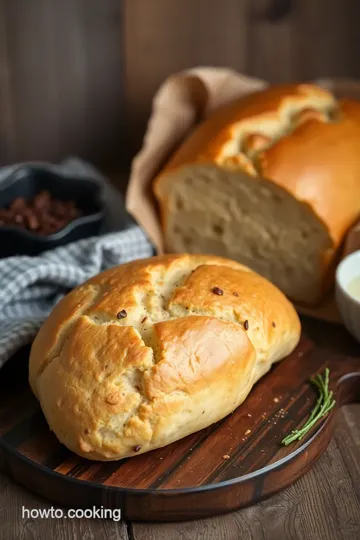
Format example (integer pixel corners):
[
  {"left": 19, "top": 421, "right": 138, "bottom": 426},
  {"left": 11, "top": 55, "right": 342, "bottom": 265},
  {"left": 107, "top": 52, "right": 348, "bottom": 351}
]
[{"left": 281, "top": 368, "right": 336, "bottom": 446}]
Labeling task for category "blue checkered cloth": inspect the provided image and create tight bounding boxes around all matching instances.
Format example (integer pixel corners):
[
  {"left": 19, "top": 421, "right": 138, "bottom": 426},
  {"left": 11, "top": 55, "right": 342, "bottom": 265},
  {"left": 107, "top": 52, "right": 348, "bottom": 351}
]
[{"left": 0, "top": 160, "right": 153, "bottom": 367}]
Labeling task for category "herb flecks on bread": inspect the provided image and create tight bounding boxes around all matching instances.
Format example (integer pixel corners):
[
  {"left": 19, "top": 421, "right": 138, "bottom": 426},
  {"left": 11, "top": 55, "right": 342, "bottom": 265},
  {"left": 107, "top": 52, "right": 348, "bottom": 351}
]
[{"left": 29, "top": 254, "right": 300, "bottom": 461}]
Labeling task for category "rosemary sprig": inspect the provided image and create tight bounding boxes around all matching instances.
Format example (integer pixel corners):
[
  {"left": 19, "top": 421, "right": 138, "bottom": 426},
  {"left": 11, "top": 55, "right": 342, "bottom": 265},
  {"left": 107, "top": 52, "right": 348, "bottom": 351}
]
[{"left": 281, "top": 368, "right": 336, "bottom": 446}]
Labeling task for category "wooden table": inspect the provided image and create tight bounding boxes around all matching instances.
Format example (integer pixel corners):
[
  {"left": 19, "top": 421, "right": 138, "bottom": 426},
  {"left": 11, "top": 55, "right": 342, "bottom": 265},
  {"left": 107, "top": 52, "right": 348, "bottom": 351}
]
[{"left": 1, "top": 318, "right": 359, "bottom": 539}]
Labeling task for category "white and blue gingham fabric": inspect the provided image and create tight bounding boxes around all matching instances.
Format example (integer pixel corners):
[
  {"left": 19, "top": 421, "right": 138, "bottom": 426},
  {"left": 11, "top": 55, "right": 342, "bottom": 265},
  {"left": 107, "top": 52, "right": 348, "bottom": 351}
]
[{"left": 0, "top": 159, "right": 153, "bottom": 367}]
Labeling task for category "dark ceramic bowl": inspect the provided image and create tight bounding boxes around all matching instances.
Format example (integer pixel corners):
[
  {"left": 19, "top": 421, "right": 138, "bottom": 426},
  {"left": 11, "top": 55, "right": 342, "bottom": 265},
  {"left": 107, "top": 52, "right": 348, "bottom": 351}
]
[{"left": 0, "top": 165, "right": 105, "bottom": 257}]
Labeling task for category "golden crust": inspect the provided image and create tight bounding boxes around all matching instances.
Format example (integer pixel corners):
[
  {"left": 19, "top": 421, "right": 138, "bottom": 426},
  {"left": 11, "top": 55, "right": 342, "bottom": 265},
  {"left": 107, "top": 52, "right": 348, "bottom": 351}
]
[
  {"left": 153, "top": 83, "right": 360, "bottom": 257},
  {"left": 29, "top": 254, "right": 300, "bottom": 461},
  {"left": 153, "top": 84, "right": 335, "bottom": 175},
  {"left": 258, "top": 98, "right": 360, "bottom": 246}
]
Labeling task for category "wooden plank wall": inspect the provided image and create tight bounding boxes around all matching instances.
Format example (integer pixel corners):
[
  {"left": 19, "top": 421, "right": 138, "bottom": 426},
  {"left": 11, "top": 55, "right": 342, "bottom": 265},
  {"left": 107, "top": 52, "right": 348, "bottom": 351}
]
[
  {"left": 0, "top": 0, "right": 124, "bottom": 170},
  {"left": 1, "top": 0, "right": 360, "bottom": 179}
]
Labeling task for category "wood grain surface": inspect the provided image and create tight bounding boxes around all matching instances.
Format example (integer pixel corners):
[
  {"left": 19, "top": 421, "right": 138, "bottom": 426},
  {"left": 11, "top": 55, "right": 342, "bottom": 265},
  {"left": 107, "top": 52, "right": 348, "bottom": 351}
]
[
  {"left": 124, "top": 0, "right": 249, "bottom": 158},
  {"left": 0, "top": 406, "right": 359, "bottom": 540},
  {"left": 0, "top": 0, "right": 124, "bottom": 170},
  {"left": 0, "top": 316, "right": 359, "bottom": 526},
  {"left": 2, "top": 0, "right": 360, "bottom": 174},
  {"left": 132, "top": 416, "right": 360, "bottom": 540}
]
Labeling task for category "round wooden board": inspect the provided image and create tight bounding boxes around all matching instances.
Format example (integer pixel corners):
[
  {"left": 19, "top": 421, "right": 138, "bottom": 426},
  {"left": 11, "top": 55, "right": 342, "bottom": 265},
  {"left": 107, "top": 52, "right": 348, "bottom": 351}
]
[{"left": 0, "top": 321, "right": 359, "bottom": 522}]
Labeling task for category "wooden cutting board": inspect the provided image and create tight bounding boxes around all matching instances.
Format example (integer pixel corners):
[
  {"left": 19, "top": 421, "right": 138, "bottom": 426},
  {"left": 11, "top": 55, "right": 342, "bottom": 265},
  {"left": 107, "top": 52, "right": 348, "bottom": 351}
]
[{"left": 0, "top": 317, "right": 359, "bottom": 522}]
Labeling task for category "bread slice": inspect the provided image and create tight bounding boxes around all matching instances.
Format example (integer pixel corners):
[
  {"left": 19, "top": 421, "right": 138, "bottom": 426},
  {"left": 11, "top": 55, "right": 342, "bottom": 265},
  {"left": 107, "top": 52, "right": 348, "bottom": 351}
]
[
  {"left": 155, "top": 164, "right": 332, "bottom": 304},
  {"left": 153, "top": 84, "right": 360, "bottom": 305}
]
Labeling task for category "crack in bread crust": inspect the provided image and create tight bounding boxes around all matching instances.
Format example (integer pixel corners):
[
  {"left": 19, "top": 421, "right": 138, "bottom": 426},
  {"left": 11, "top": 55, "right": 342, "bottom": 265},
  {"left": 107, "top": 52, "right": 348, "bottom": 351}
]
[
  {"left": 30, "top": 254, "right": 301, "bottom": 461},
  {"left": 218, "top": 90, "right": 337, "bottom": 174},
  {"left": 35, "top": 284, "right": 109, "bottom": 381}
]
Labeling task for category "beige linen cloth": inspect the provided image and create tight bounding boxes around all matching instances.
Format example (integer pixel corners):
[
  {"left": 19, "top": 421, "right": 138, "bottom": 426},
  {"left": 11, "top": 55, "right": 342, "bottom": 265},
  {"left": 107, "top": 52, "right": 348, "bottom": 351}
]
[{"left": 126, "top": 67, "right": 360, "bottom": 323}]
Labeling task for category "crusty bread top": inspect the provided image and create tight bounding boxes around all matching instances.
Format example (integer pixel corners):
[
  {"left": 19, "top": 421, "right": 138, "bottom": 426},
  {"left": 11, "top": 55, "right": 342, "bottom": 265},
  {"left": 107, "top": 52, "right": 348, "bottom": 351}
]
[
  {"left": 30, "top": 254, "right": 300, "bottom": 392},
  {"left": 154, "top": 84, "right": 360, "bottom": 248},
  {"left": 29, "top": 254, "right": 300, "bottom": 460}
]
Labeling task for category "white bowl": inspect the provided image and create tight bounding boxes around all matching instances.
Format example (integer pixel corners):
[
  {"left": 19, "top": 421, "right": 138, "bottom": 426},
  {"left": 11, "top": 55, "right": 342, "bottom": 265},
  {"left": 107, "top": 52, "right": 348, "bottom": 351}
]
[{"left": 335, "top": 250, "right": 360, "bottom": 343}]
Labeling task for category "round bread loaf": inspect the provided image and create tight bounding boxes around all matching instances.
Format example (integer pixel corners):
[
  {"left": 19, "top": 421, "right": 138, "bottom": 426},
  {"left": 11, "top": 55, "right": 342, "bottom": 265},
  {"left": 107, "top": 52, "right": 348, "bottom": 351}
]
[
  {"left": 29, "top": 254, "right": 300, "bottom": 461},
  {"left": 153, "top": 84, "right": 360, "bottom": 305}
]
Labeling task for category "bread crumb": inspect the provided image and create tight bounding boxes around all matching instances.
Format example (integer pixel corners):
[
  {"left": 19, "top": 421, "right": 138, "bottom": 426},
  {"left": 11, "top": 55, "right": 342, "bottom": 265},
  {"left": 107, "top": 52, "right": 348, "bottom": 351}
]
[
  {"left": 79, "top": 439, "right": 92, "bottom": 453},
  {"left": 223, "top": 454, "right": 230, "bottom": 460},
  {"left": 247, "top": 413, "right": 252, "bottom": 417},
  {"left": 245, "top": 429, "right": 251, "bottom": 435},
  {"left": 105, "top": 391, "right": 120, "bottom": 405},
  {"left": 273, "top": 397, "right": 279, "bottom": 403}
]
